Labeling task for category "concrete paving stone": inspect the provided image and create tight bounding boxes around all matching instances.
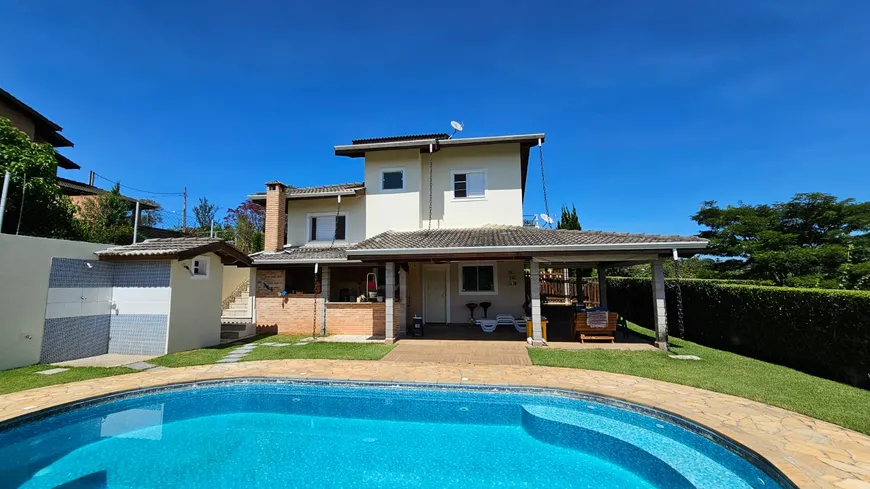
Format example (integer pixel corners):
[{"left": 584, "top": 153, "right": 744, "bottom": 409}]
[
  {"left": 35, "top": 368, "right": 68, "bottom": 376},
  {"left": 125, "top": 362, "right": 158, "bottom": 370}
]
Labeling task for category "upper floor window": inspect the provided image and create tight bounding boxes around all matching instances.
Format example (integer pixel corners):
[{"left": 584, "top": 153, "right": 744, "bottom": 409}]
[
  {"left": 309, "top": 214, "right": 347, "bottom": 242},
  {"left": 380, "top": 168, "right": 405, "bottom": 192},
  {"left": 453, "top": 171, "right": 486, "bottom": 199}
]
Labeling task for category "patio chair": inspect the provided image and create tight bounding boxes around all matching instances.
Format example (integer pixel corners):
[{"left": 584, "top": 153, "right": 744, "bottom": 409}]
[
  {"left": 495, "top": 314, "right": 521, "bottom": 333},
  {"left": 477, "top": 319, "right": 497, "bottom": 333}
]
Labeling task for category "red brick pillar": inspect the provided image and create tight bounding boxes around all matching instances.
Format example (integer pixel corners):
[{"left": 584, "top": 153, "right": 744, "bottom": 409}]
[{"left": 264, "top": 181, "right": 287, "bottom": 252}]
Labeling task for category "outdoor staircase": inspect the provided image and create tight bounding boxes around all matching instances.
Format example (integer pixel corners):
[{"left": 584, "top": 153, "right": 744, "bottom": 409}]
[{"left": 221, "top": 280, "right": 256, "bottom": 342}]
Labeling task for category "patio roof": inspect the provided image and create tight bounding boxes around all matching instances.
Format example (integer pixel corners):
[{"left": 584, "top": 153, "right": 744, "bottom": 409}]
[
  {"left": 57, "top": 177, "right": 158, "bottom": 209},
  {"left": 250, "top": 245, "right": 355, "bottom": 265},
  {"left": 346, "top": 227, "right": 708, "bottom": 262},
  {"left": 96, "top": 238, "right": 251, "bottom": 266}
]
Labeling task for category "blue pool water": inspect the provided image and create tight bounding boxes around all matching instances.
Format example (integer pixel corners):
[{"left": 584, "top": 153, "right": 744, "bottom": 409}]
[{"left": 0, "top": 381, "right": 791, "bottom": 488}]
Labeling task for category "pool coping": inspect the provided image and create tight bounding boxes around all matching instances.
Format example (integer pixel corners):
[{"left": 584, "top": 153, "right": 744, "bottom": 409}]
[
  {"left": 0, "top": 360, "right": 867, "bottom": 488},
  {"left": 0, "top": 377, "right": 799, "bottom": 488}
]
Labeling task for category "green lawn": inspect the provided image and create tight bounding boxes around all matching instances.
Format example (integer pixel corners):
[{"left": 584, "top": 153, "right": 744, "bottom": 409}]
[
  {"left": 529, "top": 323, "right": 870, "bottom": 435},
  {"left": 150, "top": 334, "right": 394, "bottom": 367},
  {"left": 0, "top": 365, "right": 134, "bottom": 395}
]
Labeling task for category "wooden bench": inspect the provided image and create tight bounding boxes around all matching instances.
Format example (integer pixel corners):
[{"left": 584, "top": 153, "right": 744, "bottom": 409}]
[{"left": 573, "top": 312, "right": 618, "bottom": 343}]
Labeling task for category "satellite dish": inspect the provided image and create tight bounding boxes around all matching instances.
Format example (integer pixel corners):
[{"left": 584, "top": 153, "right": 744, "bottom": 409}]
[
  {"left": 540, "top": 213, "right": 553, "bottom": 225},
  {"left": 449, "top": 120, "right": 464, "bottom": 138}
]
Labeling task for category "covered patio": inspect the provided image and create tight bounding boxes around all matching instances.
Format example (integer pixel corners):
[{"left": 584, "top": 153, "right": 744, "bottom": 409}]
[{"left": 346, "top": 226, "right": 709, "bottom": 349}]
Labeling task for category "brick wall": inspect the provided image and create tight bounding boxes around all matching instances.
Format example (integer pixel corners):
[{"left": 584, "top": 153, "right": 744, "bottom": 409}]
[
  {"left": 326, "top": 303, "right": 387, "bottom": 336},
  {"left": 255, "top": 269, "right": 322, "bottom": 334}
]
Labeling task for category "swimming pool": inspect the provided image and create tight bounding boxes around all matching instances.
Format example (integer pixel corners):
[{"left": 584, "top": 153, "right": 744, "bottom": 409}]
[{"left": 0, "top": 380, "right": 793, "bottom": 488}]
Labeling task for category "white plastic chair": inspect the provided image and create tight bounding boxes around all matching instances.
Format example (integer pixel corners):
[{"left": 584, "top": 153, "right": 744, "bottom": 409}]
[{"left": 477, "top": 319, "right": 497, "bottom": 333}]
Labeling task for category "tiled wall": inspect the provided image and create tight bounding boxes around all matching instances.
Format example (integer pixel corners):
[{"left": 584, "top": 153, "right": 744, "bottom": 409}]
[
  {"left": 40, "top": 258, "right": 172, "bottom": 363},
  {"left": 40, "top": 258, "right": 114, "bottom": 364},
  {"left": 109, "top": 261, "right": 171, "bottom": 355}
]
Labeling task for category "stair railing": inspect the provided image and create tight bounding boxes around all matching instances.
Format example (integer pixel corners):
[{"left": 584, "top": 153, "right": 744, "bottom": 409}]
[{"left": 221, "top": 279, "right": 250, "bottom": 311}]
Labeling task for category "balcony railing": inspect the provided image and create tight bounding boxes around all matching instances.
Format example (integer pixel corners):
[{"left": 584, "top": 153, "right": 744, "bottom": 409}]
[{"left": 522, "top": 214, "right": 539, "bottom": 228}]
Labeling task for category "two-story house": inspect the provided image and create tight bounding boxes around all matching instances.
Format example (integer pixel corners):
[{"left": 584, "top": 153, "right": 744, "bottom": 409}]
[{"left": 247, "top": 132, "right": 707, "bottom": 347}]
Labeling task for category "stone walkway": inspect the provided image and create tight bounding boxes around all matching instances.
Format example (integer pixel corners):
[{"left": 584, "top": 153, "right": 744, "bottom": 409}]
[
  {"left": 1, "top": 361, "right": 868, "bottom": 488},
  {"left": 382, "top": 340, "right": 533, "bottom": 365}
]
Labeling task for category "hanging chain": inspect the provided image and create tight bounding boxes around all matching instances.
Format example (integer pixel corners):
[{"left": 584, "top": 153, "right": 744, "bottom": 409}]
[
  {"left": 538, "top": 139, "right": 551, "bottom": 227},
  {"left": 329, "top": 195, "right": 342, "bottom": 249},
  {"left": 674, "top": 258, "right": 685, "bottom": 339},
  {"left": 311, "top": 288, "right": 318, "bottom": 338},
  {"left": 427, "top": 145, "right": 434, "bottom": 232}
]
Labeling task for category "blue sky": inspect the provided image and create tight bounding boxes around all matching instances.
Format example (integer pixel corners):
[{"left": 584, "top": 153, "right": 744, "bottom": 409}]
[{"left": 1, "top": 1, "right": 868, "bottom": 235}]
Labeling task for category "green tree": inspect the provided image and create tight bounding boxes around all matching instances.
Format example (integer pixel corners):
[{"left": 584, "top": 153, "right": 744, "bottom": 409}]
[
  {"left": 221, "top": 199, "right": 266, "bottom": 253},
  {"left": 692, "top": 193, "right": 870, "bottom": 289},
  {"left": 0, "top": 117, "right": 78, "bottom": 237},
  {"left": 192, "top": 197, "right": 217, "bottom": 229},
  {"left": 556, "top": 204, "right": 581, "bottom": 230},
  {"left": 77, "top": 183, "right": 135, "bottom": 244}
]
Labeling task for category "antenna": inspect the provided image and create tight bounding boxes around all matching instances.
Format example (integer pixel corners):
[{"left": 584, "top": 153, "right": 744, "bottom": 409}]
[
  {"left": 449, "top": 120, "right": 464, "bottom": 138},
  {"left": 539, "top": 213, "right": 553, "bottom": 225}
]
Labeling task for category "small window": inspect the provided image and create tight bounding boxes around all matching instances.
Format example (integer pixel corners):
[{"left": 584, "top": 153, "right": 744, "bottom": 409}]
[
  {"left": 460, "top": 264, "right": 495, "bottom": 293},
  {"left": 310, "top": 215, "right": 347, "bottom": 241},
  {"left": 191, "top": 256, "right": 210, "bottom": 278},
  {"left": 381, "top": 169, "right": 404, "bottom": 191},
  {"left": 453, "top": 171, "right": 485, "bottom": 199}
]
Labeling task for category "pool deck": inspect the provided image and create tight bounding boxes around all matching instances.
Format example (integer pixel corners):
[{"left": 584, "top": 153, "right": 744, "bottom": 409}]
[{"left": 0, "top": 361, "right": 868, "bottom": 488}]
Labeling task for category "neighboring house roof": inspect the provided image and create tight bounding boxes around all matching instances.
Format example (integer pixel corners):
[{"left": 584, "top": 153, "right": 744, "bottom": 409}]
[
  {"left": 249, "top": 182, "right": 366, "bottom": 202},
  {"left": 334, "top": 133, "right": 545, "bottom": 158},
  {"left": 0, "top": 88, "right": 73, "bottom": 148},
  {"left": 347, "top": 227, "right": 708, "bottom": 259},
  {"left": 250, "top": 245, "right": 352, "bottom": 265},
  {"left": 58, "top": 177, "right": 158, "bottom": 209},
  {"left": 54, "top": 152, "right": 80, "bottom": 170},
  {"left": 96, "top": 237, "right": 251, "bottom": 266}
]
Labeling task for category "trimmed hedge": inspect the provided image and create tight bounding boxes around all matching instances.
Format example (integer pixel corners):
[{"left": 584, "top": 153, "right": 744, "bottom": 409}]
[{"left": 606, "top": 278, "right": 870, "bottom": 389}]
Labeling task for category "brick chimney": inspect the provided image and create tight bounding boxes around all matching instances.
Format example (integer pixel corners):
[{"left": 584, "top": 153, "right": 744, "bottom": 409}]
[{"left": 264, "top": 181, "right": 287, "bottom": 252}]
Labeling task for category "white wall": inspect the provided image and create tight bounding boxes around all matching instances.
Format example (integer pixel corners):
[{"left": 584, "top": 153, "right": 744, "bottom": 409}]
[
  {"left": 167, "top": 253, "right": 224, "bottom": 353},
  {"left": 447, "top": 260, "right": 526, "bottom": 322},
  {"left": 363, "top": 149, "right": 422, "bottom": 237},
  {"left": 424, "top": 144, "right": 524, "bottom": 229},
  {"left": 285, "top": 195, "right": 366, "bottom": 246},
  {"left": 0, "top": 235, "right": 108, "bottom": 370},
  {"left": 222, "top": 265, "right": 252, "bottom": 299}
]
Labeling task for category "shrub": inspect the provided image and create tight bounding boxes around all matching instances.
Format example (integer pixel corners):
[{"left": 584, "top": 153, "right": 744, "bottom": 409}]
[{"left": 607, "top": 278, "right": 870, "bottom": 388}]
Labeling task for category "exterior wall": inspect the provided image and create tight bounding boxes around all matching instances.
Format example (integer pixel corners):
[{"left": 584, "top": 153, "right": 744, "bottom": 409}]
[
  {"left": 254, "top": 269, "right": 323, "bottom": 333},
  {"left": 109, "top": 261, "right": 171, "bottom": 355},
  {"left": 0, "top": 100, "right": 36, "bottom": 139},
  {"left": 447, "top": 260, "right": 526, "bottom": 321},
  {"left": 167, "top": 254, "right": 223, "bottom": 353},
  {"left": 423, "top": 144, "right": 524, "bottom": 229},
  {"left": 222, "top": 265, "right": 251, "bottom": 300},
  {"left": 68, "top": 195, "right": 97, "bottom": 216},
  {"left": 0, "top": 235, "right": 108, "bottom": 370},
  {"left": 285, "top": 195, "right": 366, "bottom": 246},
  {"left": 363, "top": 149, "right": 422, "bottom": 237}
]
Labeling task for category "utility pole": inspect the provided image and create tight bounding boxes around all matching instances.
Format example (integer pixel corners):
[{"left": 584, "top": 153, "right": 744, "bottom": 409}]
[
  {"left": 0, "top": 171, "right": 10, "bottom": 233},
  {"left": 133, "top": 201, "right": 140, "bottom": 243},
  {"left": 182, "top": 186, "right": 187, "bottom": 232}
]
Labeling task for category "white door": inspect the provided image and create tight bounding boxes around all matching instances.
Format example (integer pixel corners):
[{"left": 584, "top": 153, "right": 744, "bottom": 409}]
[{"left": 423, "top": 265, "right": 447, "bottom": 323}]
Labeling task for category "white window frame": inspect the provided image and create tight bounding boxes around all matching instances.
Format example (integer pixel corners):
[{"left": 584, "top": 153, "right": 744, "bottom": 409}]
[
  {"left": 380, "top": 167, "right": 406, "bottom": 193},
  {"left": 458, "top": 261, "right": 498, "bottom": 295},
  {"left": 306, "top": 211, "right": 349, "bottom": 244},
  {"left": 191, "top": 255, "right": 210, "bottom": 279},
  {"left": 451, "top": 169, "right": 487, "bottom": 201}
]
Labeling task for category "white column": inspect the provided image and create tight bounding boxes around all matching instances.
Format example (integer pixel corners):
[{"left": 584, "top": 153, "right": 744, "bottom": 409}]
[
  {"left": 597, "top": 267, "right": 608, "bottom": 309},
  {"left": 529, "top": 260, "right": 543, "bottom": 344},
  {"left": 398, "top": 267, "right": 407, "bottom": 337},
  {"left": 385, "top": 262, "right": 396, "bottom": 343},
  {"left": 651, "top": 260, "right": 668, "bottom": 350},
  {"left": 320, "top": 265, "right": 330, "bottom": 335}
]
